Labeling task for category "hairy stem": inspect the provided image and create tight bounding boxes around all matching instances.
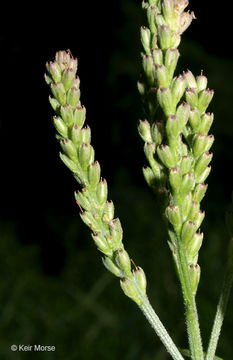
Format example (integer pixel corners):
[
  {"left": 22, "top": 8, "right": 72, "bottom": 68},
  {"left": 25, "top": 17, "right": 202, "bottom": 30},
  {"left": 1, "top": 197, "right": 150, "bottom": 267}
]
[
  {"left": 139, "top": 296, "right": 184, "bottom": 360},
  {"left": 177, "top": 245, "right": 204, "bottom": 360}
]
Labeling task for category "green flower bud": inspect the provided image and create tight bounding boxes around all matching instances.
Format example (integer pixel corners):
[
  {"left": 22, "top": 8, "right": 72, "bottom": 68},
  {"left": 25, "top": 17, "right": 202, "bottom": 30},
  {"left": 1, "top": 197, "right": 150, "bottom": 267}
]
[
  {"left": 75, "top": 189, "right": 91, "bottom": 212},
  {"left": 195, "top": 166, "right": 211, "bottom": 184},
  {"left": 102, "top": 257, "right": 122, "bottom": 277},
  {"left": 91, "top": 234, "right": 112, "bottom": 256},
  {"left": 193, "top": 183, "right": 208, "bottom": 202},
  {"left": 142, "top": 54, "right": 155, "bottom": 85},
  {"left": 166, "top": 115, "right": 180, "bottom": 138},
  {"left": 80, "top": 126, "right": 91, "bottom": 144},
  {"left": 62, "top": 68, "right": 75, "bottom": 91},
  {"left": 46, "top": 61, "right": 62, "bottom": 83},
  {"left": 169, "top": 167, "right": 182, "bottom": 192},
  {"left": 74, "top": 77, "right": 80, "bottom": 89},
  {"left": 175, "top": 102, "right": 190, "bottom": 130},
  {"left": 184, "top": 70, "right": 197, "bottom": 89},
  {"left": 96, "top": 179, "right": 108, "bottom": 205},
  {"left": 178, "top": 11, "right": 195, "bottom": 35},
  {"left": 192, "top": 134, "right": 206, "bottom": 157},
  {"left": 187, "top": 232, "right": 203, "bottom": 263},
  {"left": 103, "top": 201, "right": 115, "bottom": 222},
  {"left": 199, "top": 112, "right": 214, "bottom": 134},
  {"left": 155, "top": 64, "right": 170, "bottom": 88},
  {"left": 182, "top": 192, "right": 192, "bottom": 222},
  {"left": 115, "top": 249, "right": 132, "bottom": 277},
  {"left": 194, "top": 211, "right": 205, "bottom": 231},
  {"left": 170, "top": 33, "right": 181, "bottom": 48},
  {"left": 168, "top": 229, "right": 177, "bottom": 247},
  {"left": 180, "top": 173, "right": 195, "bottom": 196},
  {"left": 181, "top": 220, "right": 196, "bottom": 246},
  {"left": 156, "top": 13, "right": 166, "bottom": 27},
  {"left": 144, "top": 142, "right": 156, "bottom": 163},
  {"left": 171, "top": 75, "right": 187, "bottom": 106},
  {"left": 59, "top": 152, "right": 78, "bottom": 173},
  {"left": 138, "top": 119, "right": 152, "bottom": 143},
  {"left": 143, "top": 166, "right": 158, "bottom": 188},
  {"left": 106, "top": 235, "right": 114, "bottom": 250},
  {"left": 189, "top": 108, "right": 201, "bottom": 130},
  {"left": 141, "top": 26, "right": 151, "bottom": 55},
  {"left": 204, "top": 134, "right": 215, "bottom": 152},
  {"left": 181, "top": 142, "right": 188, "bottom": 156},
  {"left": 152, "top": 48, "right": 163, "bottom": 66},
  {"left": 158, "top": 25, "right": 172, "bottom": 50},
  {"left": 198, "top": 89, "right": 214, "bottom": 114},
  {"left": 188, "top": 202, "right": 200, "bottom": 222},
  {"left": 51, "top": 82, "right": 66, "bottom": 105},
  {"left": 147, "top": 6, "right": 157, "bottom": 34},
  {"left": 195, "top": 152, "right": 213, "bottom": 179},
  {"left": 193, "top": 134, "right": 214, "bottom": 158},
  {"left": 151, "top": 121, "right": 164, "bottom": 145},
  {"left": 164, "top": 48, "right": 180, "bottom": 80},
  {"left": 60, "top": 138, "right": 78, "bottom": 161},
  {"left": 49, "top": 96, "right": 60, "bottom": 113},
  {"left": 120, "top": 278, "right": 142, "bottom": 305},
  {"left": 151, "top": 33, "right": 158, "bottom": 49},
  {"left": 44, "top": 74, "right": 53, "bottom": 85},
  {"left": 80, "top": 211, "right": 99, "bottom": 232},
  {"left": 166, "top": 205, "right": 182, "bottom": 232},
  {"left": 88, "top": 161, "right": 101, "bottom": 188},
  {"left": 60, "top": 105, "right": 73, "bottom": 126},
  {"left": 181, "top": 155, "right": 192, "bottom": 175},
  {"left": 162, "top": 0, "right": 174, "bottom": 21},
  {"left": 185, "top": 88, "right": 199, "bottom": 109},
  {"left": 73, "top": 105, "right": 86, "bottom": 127},
  {"left": 157, "top": 144, "right": 176, "bottom": 168},
  {"left": 70, "top": 125, "right": 81, "bottom": 145},
  {"left": 53, "top": 116, "right": 68, "bottom": 138},
  {"left": 109, "top": 218, "right": 123, "bottom": 249},
  {"left": 79, "top": 143, "right": 94, "bottom": 168},
  {"left": 133, "top": 267, "right": 147, "bottom": 295},
  {"left": 196, "top": 74, "right": 208, "bottom": 92},
  {"left": 55, "top": 50, "right": 77, "bottom": 71},
  {"left": 157, "top": 88, "right": 175, "bottom": 116},
  {"left": 189, "top": 264, "right": 200, "bottom": 295},
  {"left": 66, "top": 87, "right": 80, "bottom": 109}
]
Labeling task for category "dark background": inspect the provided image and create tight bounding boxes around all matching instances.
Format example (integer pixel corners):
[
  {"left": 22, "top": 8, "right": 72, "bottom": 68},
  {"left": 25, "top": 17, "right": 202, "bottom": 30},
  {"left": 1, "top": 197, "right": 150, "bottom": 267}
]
[{"left": 0, "top": 1, "right": 233, "bottom": 359}]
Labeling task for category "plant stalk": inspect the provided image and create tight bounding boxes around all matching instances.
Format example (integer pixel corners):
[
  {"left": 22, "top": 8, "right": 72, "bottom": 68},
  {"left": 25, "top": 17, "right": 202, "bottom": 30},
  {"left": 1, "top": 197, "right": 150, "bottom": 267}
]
[
  {"left": 139, "top": 296, "right": 184, "bottom": 360},
  {"left": 177, "top": 245, "right": 204, "bottom": 360},
  {"left": 205, "top": 265, "right": 233, "bottom": 360}
]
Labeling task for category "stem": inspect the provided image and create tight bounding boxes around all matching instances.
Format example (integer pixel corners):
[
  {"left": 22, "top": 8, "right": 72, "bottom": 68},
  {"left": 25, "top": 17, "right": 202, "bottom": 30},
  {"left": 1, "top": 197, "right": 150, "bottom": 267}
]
[
  {"left": 205, "top": 266, "right": 233, "bottom": 360},
  {"left": 139, "top": 296, "right": 185, "bottom": 360},
  {"left": 177, "top": 245, "right": 204, "bottom": 360}
]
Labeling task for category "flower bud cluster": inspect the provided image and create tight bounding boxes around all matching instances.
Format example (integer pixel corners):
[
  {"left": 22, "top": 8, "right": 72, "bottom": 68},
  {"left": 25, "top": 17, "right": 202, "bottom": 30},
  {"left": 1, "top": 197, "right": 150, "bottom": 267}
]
[
  {"left": 139, "top": 0, "right": 194, "bottom": 120},
  {"left": 45, "top": 50, "right": 147, "bottom": 305},
  {"left": 138, "top": 1, "right": 214, "bottom": 295}
]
